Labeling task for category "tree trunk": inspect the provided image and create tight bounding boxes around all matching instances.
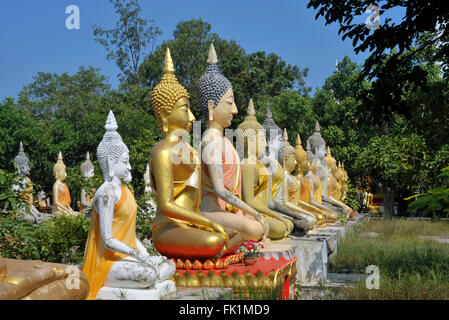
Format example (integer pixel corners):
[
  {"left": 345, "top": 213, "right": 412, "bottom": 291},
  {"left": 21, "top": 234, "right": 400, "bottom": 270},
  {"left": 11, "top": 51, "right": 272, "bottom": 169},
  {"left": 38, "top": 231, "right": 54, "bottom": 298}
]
[{"left": 381, "top": 184, "right": 395, "bottom": 219}]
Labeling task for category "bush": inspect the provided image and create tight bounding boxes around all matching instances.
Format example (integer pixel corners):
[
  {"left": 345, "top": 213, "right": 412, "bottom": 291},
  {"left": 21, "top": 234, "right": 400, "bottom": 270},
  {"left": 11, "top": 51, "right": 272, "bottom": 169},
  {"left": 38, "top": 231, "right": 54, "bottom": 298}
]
[{"left": 0, "top": 214, "right": 89, "bottom": 266}]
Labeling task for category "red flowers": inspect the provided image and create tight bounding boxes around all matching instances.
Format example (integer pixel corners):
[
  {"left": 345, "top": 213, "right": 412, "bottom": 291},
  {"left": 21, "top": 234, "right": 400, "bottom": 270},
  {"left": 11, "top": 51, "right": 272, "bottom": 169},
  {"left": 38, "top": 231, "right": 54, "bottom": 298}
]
[{"left": 237, "top": 240, "right": 264, "bottom": 258}]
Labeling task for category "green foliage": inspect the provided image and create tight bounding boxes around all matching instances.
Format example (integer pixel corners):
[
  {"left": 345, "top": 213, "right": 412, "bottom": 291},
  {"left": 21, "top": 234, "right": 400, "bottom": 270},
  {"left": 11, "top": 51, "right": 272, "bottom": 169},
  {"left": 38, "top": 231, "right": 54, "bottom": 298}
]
[
  {"left": 93, "top": 0, "right": 161, "bottom": 85},
  {"left": 342, "top": 181, "right": 361, "bottom": 212},
  {"left": 0, "top": 214, "right": 90, "bottom": 265},
  {"left": 329, "top": 219, "right": 449, "bottom": 299},
  {"left": 0, "top": 169, "right": 23, "bottom": 214},
  {"left": 407, "top": 166, "right": 449, "bottom": 215}
]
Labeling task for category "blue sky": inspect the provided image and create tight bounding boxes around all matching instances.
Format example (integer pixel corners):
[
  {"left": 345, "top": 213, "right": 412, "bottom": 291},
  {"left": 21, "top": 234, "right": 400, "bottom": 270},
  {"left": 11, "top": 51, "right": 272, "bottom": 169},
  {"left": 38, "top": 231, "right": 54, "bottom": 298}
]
[{"left": 0, "top": 0, "right": 402, "bottom": 100}]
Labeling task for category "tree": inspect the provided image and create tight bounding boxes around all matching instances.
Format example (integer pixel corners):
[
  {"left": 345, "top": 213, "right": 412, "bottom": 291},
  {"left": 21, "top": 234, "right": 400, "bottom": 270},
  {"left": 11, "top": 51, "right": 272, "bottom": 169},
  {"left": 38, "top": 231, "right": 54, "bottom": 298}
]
[
  {"left": 355, "top": 131, "right": 428, "bottom": 218},
  {"left": 93, "top": 0, "right": 161, "bottom": 86},
  {"left": 307, "top": 0, "right": 449, "bottom": 79},
  {"left": 139, "top": 19, "right": 310, "bottom": 125}
]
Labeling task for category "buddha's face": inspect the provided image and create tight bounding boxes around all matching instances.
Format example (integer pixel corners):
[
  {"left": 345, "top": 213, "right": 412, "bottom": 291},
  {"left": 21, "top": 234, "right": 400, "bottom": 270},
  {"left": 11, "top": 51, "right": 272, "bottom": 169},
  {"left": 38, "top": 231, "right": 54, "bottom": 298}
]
[
  {"left": 256, "top": 131, "right": 267, "bottom": 159},
  {"left": 82, "top": 167, "right": 94, "bottom": 179},
  {"left": 316, "top": 145, "right": 326, "bottom": 160},
  {"left": 113, "top": 151, "right": 132, "bottom": 182},
  {"left": 55, "top": 168, "right": 67, "bottom": 181},
  {"left": 165, "top": 97, "right": 195, "bottom": 134},
  {"left": 208, "top": 88, "right": 237, "bottom": 129},
  {"left": 298, "top": 158, "right": 309, "bottom": 173},
  {"left": 17, "top": 162, "right": 30, "bottom": 176},
  {"left": 268, "top": 132, "right": 283, "bottom": 156},
  {"left": 284, "top": 154, "right": 297, "bottom": 174}
]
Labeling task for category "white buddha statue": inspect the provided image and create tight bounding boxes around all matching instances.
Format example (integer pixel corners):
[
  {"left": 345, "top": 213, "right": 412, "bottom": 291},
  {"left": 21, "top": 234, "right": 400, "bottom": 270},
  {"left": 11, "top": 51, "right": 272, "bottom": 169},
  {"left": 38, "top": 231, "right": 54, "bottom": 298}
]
[
  {"left": 79, "top": 152, "right": 95, "bottom": 216},
  {"left": 12, "top": 142, "right": 53, "bottom": 224},
  {"left": 82, "top": 110, "right": 176, "bottom": 300}
]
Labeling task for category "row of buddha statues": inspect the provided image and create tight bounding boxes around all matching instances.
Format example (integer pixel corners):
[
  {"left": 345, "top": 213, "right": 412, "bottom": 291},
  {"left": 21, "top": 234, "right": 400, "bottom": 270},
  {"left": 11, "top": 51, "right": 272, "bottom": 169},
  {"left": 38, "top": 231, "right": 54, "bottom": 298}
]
[{"left": 2, "top": 44, "right": 352, "bottom": 300}]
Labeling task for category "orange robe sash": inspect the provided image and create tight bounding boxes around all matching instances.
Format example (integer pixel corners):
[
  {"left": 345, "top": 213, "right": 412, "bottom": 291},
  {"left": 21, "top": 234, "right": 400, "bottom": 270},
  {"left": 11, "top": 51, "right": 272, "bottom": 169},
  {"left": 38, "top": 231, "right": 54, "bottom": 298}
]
[{"left": 201, "top": 137, "right": 242, "bottom": 215}]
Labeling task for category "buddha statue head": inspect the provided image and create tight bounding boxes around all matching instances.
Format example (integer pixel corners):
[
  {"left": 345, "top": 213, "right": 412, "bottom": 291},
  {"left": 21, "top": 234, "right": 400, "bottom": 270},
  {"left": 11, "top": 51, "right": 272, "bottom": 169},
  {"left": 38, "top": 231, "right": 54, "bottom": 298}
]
[
  {"left": 263, "top": 104, "right": 283, "bottom": 158},
  {"left": 323, "top": 147, "right": 338, "bottom": 175},
  {"left": 236, "top": 99, "right": 267, "bottom": 159},
  {"left": 151, "top": 48, "right": 193, "bottom": 135},
  {"left": 80, "top": 152, "right": 94, "bottom": 180},
  {"left": 53, "top": 151, "right": 67, "bottom": 182},
  {"left": 97, "top": 111, "right": 131, "bottom": 183},
  {"left": 279, "top": 129, "right": 297, "bottom": 174},
  {"left": 197, "top": 44, "right": 236, "bottom": 129},
  {"left": 307, "top": 121, "right": 326, "bottom": 161},
  {"left": 294, "top": 134, "right": 309, "bottom": 174},
  {"left": 14, "top": 142, "right": 30, "bottom": 176}
]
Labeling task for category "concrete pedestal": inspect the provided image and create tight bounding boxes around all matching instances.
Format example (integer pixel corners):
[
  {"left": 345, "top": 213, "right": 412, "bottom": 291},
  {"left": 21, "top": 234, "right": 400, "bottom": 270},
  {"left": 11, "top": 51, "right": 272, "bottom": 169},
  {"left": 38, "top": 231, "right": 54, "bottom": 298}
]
[
  {"left": 260, "top": 238, "right": 328, "bottom": 286},
  {"left": 96, "top": 280, "right": 176, "bottom": 300}
]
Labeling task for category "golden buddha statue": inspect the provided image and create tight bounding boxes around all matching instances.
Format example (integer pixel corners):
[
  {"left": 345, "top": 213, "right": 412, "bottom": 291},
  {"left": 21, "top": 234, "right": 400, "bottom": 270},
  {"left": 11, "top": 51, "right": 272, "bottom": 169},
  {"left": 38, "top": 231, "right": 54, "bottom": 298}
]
[
  {"left": 236, "top": 99, "right": 293, "bottom": 240},
  {"left": 0, "top": 255, "right": 89, "bottom": 299},
  {"left": 149, "top": 48, "right": 237, "bottom": 262},
  {"left": 279, "top": 129, "right": 321, "bottom": 228},
  {"left": 307, "top": 122, "right": 351, "bottom": 216},
  {"left": 294, "top": 135, "right": 337, "bottom": 224},
  {"left": 324, "top": 148, "right": 352, "bottom": 215},
  {"left": 52, "top": 151, "right": 79, "bottom": 217},
  {"left": 197, "top": 44, "right": 267, "bottom": 244}
]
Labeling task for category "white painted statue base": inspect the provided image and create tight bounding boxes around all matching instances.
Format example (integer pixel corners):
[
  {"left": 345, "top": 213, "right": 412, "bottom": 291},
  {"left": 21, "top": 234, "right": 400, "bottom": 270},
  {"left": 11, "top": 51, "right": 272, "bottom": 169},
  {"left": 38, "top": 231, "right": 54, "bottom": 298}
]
[
  {"left": 260, "top": 237, "right": 328, "bottom": 286},
  {"left": 96, "top": 280, "right": 176, "bottom": 300}
]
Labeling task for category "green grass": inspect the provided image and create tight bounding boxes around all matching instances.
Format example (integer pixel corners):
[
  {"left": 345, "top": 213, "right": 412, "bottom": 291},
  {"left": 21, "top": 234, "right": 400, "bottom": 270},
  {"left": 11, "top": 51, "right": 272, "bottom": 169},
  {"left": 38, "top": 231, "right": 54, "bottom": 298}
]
[{"left": 329, "top": 219, "right": 449, "bottom": 300}]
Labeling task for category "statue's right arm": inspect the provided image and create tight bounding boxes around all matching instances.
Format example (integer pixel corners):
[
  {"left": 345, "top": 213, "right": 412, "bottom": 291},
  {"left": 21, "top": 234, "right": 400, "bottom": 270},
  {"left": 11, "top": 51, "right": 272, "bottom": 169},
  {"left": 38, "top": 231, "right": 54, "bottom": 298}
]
[
  {"left": 97, "top": 186, "right": 148, "bottom": 263},
  {"left": 152, "top": 148, "right": 228, "bottom": 243},
  {"left": 202, "top": 143, "right": 262, "bottom": 221}
]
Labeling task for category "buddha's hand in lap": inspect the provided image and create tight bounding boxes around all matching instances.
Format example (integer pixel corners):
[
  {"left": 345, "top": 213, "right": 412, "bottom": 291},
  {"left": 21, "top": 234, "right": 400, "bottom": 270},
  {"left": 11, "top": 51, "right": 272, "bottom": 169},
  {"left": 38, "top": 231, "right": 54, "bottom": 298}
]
[{"left": 142, "top": 255, "right": 176, "bottom": 282}]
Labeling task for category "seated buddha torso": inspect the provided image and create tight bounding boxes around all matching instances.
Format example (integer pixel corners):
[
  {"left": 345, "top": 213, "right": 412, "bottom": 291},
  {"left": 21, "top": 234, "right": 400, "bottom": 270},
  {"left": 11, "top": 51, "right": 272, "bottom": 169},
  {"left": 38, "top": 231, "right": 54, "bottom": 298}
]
[{"left": 151, "top": 140, "right": 200, "bottom": 226}]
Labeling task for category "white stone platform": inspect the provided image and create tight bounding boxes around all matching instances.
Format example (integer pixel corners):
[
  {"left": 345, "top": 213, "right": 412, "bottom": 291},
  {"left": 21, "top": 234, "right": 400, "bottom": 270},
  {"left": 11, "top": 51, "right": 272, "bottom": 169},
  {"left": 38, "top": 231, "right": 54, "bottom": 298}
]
[
  {"left": 96, "top": 280, "right": 176, "bottom": 300},
  {"left": 260, "top": 237, "right": 328, "bottom": 286}
]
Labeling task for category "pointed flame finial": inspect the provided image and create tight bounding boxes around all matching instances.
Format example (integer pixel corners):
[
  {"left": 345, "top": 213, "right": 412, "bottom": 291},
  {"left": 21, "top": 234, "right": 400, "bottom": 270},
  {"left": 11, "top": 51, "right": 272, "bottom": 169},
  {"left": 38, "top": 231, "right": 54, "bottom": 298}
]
[
  {"left": 266, "top": 103, "right": 273, "bottom": 118},
  {"left": 58, "top": 151, "right": 63, "bottom": 161},
  {"left": 248, "top": 98, "right": 255, "bottom": 116},
  {"left": 19, "top": 141, "right": 24, "bottom": 153},
  {"left": 163, "top": 48, "right": 175, "bottom": 74},
  {"left": 315, "top": 120, "right": 321, "bottom": 133},
  {"left": 86, "top": 151, "right": 90, "bottom": 161},
  {"left": 283, "top": 128, "right": 289, "bottom": 143},
  {"left": 105, "top": 110, "right": 118, "bottom": 132},
  {"left": 296, "top": 134, "right": 302, "bottom": 146},
  {"left": 207, "top": 44, "right": 219, "bottom": 65}
]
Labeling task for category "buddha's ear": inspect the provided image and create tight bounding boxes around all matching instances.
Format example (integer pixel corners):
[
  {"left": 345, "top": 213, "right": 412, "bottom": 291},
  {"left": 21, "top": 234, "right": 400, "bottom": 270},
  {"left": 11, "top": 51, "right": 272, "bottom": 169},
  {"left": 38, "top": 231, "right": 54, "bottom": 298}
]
[
  {"left": 162, "top": 118, "right": 168, "bottom": 133},
  {"left": 107, "top": 156, "right": 115, "bottom": 180},
  {"left": 208, "top": 100, "right": 215, "bottom": 122}
]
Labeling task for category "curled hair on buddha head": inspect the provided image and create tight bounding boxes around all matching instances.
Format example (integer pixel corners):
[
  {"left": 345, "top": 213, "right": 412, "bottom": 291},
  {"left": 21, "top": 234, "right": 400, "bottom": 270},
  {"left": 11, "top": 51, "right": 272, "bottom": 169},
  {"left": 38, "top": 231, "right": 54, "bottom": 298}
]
[
  {"left": 236, "top": 98, "right": 265, "bottom": 158},
  {"left": 263, "top": 104, "right": 283, "bottom": 144},
  {"left": 307, "top": 120, "right": 326, "bottom": 154},
  {"left": 14, "top": 142, "right": 30, "bottom": 171},
  {"left": 197, "top": 44, "right": 233, "bottom": 121},
  {"left": 97, "top": 110, "right": 129, "bottom": 180},
  {"left": 279, "top": 129, "right": 296, "bottom": 166},
  {"left": 150, "top": 48, "right": 190, "bottom": 132}
]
